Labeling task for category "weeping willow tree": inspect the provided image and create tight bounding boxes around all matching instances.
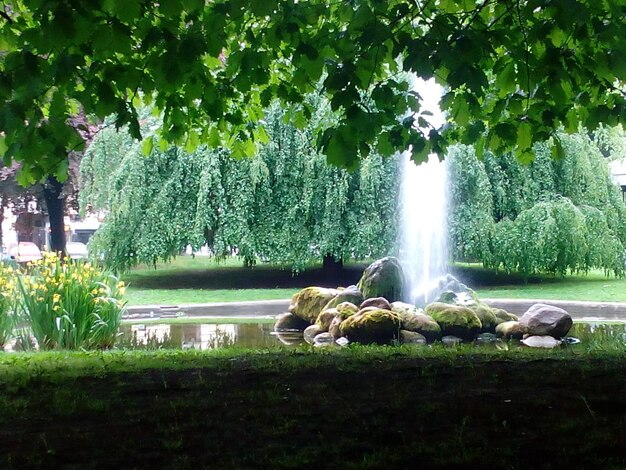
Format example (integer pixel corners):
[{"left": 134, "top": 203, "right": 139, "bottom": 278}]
[
  {"left": 448, "top": 128, "right": 626, "bottom": 276},
  {"left": 80, "top": 103, "right": 400, "bottom": 272}
]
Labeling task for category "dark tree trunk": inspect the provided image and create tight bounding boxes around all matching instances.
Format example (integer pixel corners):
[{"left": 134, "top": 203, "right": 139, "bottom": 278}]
[
  {"left": 322, "top": 253, "right": 343, "bottom": 280},
  {"left": 43, "top": 175, "right": 66, "bottom": 255}
]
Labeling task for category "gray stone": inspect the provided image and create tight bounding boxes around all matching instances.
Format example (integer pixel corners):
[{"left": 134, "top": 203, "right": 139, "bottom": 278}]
[
  {"left": 313, "top": 332, "right": 335, "bottom": 347},
  {"left": 521, "top": 335, "right": 562, "bottom": 348},
  {"left": 274, "top": 312, "right": 310, "bottom": 332},
  {"left": 360, "top": 296, "right": 392, "bottom": 311},
  {"left": 303, "top": 324, "right": 324, "bottom": 345},
  {"left": 519, "top": 303, "right": 573, "bottom": 338},
  {"left": 441, "top": 335, "right": 463, "bottom": 345}
]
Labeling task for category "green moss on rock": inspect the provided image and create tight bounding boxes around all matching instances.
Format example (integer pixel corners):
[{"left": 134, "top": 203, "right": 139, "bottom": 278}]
[
  {"left": 425, "top": 302, "right": 482, "bottom": 341},
  {"left": 288, "top": 287, "right": 342, "bottom": 323},
  {"left": 340, "top": 308, "right": 401, "bottom": 344},
  {"left": 357, "top": 257, "right": 404, "bottom": 302}
]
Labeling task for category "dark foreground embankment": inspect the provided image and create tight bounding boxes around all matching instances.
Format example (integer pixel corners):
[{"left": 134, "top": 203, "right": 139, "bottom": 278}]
[{"left": 1, "top": 350, "right": 625, "bottom": 469}]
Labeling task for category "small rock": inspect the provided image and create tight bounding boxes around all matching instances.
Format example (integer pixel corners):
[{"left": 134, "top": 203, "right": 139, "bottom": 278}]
[
  {"left": 274, "top": 312, "right": 310, "bottom": 332},
  {"left": 303, "top": 324, "right": 324, "bottom": 345},
  {"left": 495, "top": 321, "right": 524, "bottom": 340},
  {"left": 313, "top": 332, "right": 334, "bottom": 347},
  {"left": 441, "top": 335, "right": 463, "bottom": 345},
  {"left": 360, "top": 297, "right": 392, "bottom": 311},
  {"left": 475, "top": 332, "right": 498, "bottom": 344},
  {"left": 335, "top": 337, "right": 350, "bottom": 347},
  {"left": 520, "top": 335, "right": 562, "bottom": 348}
]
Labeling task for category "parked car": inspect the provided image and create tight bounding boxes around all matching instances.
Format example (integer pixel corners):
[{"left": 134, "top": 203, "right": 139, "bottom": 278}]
[
  {"left": 8, "top": 242, "right": 43, "bottom": 264},
  {"left": 66, "top": 242, "right": 89, "bottom": 260}
]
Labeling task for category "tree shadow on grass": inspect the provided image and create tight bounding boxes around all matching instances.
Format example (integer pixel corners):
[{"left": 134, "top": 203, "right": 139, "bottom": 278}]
[{"left": 128, "top": 264, "right": 369, "bottom": 290}]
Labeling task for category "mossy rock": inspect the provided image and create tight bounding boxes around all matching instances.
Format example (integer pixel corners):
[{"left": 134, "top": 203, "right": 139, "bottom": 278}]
[
  {"left": 357, "top": 257, "right": 404, "bottom": 302},
  {"left": 336, "top": 302, "right": 359, "bottom": 318},
  {"left": 493, "top": 308, "right": 519, "bottom": 323},
  {"left": 288, "top": 287, "right": 342, "bottom": 323},
  {"left": 424, "top": 302, "right": 482, "bottom": 341},
  {"left": 495, "top": 321, "right": 524, "bottom": 339},
  {"left": 322, "top": 285, "right": 363, "bottom": 311},
  {"left": 400, "top": 313, "right": 442, "bottom": 342},
  {"left": 471, "top": 304, "right": 498, "bottom": 333},
  {"left": 340, "top": 308, "right": 401, "bottom": 344},
  {"left": 316, "top": 308, "right": 339, "bottom": 331}
]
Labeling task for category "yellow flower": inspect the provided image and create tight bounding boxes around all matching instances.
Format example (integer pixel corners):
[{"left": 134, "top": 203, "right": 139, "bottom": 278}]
[{"left": 52, "top": 293, "right": 61, "bottom": 304}]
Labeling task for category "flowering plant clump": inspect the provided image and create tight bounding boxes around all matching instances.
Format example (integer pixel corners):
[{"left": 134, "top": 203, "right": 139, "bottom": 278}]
[
  {"left": 0, "top": 263, "right": 18, "bottom": 347},
  {"left": 17, "top": 253, "right": 126, "bottom": 350}
]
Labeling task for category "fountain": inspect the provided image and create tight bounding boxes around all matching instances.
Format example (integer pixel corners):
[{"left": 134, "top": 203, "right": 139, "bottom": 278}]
[
  {"left": 398, "top": 78, "right": 449, "bottom": 306},
  {"left": 398, "top": 152, "right": 448, "bottom": 305}
]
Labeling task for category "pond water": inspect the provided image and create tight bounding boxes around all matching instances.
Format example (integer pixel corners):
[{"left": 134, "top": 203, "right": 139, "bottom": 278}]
[{"left": 116, "top": 320, "right": 626, "bottom": 350}]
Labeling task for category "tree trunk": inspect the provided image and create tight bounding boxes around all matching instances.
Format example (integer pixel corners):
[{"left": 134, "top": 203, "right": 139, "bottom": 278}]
[
  {"left": 43, "top": 175, "right": 66, "bottom": 255},
  {"left": 322, "top": 253, "right": 343, "bottom": 279}
]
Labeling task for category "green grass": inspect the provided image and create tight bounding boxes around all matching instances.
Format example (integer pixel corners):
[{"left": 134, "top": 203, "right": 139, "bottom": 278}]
[
  {"left": 462, "top": 267, "right": 626, "bottom": 302},
  {"left": 122, "top": 257, "right": 626, "bottom": 305},
  {"left": 1, "top": 346, "right": 626, "bottom": 468},
  {"left": 122, "top": 255, "right": 367, "bottom": 305},
  {"left": 124, "top": 287, "right": 296, "bottom": 305}
]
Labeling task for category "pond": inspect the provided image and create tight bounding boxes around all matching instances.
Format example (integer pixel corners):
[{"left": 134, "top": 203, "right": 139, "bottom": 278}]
[{"left": 116, "top": 319, "right": 626, "bottom": 350}]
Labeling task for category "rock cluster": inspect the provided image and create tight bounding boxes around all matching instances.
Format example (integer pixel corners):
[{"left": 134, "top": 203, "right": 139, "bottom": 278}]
[{"left": 275, "top": 257, "right": 573, "bottom": 348}]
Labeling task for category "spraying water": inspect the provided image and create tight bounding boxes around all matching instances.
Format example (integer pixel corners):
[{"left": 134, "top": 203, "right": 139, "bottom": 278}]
[
  {"left": 398, "top": 78, "right": 448, "bottom": 305},
  {"left": 399, "top": 153, "right": 448, "bottom": 305}
]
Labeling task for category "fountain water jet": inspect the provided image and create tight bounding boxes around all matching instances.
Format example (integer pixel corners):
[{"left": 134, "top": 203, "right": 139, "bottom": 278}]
[
  {"left": 398, "top": 78, "right": 448, "bottom": 306},
  {"left": 399, "top": 153, "right": 448, "bottom": 305}
]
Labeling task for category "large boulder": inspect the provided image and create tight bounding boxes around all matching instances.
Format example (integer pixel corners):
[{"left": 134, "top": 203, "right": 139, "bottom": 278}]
[
  {"left": 357, "top": 257, "right": 404, "bottom": 302},
  {"left": 519, "top": 303, "right": 573, "bottom": 338},
  {"left": 274, "top": 312, "right": 311, "bottom": 332},
  {"left": 424, "top": 302, "right": 482, "bottom": 341},
  {"left": 322, "top": 285, "right": 364, "bottom": 311},
  {"left": 288, "top": 287, "right": 342, "bottom": 323},
  {"left": 340, "top": 308, "right": 401, "bottom": 344}
]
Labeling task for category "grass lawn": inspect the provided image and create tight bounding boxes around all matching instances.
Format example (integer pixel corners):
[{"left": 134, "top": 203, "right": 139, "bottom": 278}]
[
  {"left": 122, "top": 256, "right": 626, "bottom": 305},
  {"left": 1, "top": 346, "right": 625, "bottom": 468},
  {"left": 123, "top": 256, "right": 368, "bottom": 305}
]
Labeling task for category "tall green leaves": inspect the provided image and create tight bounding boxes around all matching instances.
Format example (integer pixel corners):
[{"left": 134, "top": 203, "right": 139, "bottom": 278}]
[
  {"left": 3, "top": 1, "right": 625, "bottom": 180},
  {"left": 449, "top": 129, "right": 626, "bottom": 276},
  {"left": 80, "top": 102, "right": 401, "bottom": 272}
]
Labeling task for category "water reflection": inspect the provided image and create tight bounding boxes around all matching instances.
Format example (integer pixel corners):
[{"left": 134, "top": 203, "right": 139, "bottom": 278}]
[
  {"left": 115, "top": 321, "right": 626, "bottom": 351},
  {"left": 116, "top": 322, "right": 288, "bottom": 350}
]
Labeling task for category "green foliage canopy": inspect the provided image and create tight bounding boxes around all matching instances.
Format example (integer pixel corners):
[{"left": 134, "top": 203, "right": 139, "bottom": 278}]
[
  {"left": 80, "top": 102, "right": 400, "bottom": 272},
  {"left": 2, "top": 1, "right": 626, "bottom": 182},
  {"left": 448, "top": 129, "right": 626, "bottom": 276}
]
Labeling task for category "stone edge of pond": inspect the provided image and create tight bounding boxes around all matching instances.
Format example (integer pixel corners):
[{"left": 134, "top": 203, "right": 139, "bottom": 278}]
[{"left": 124, "top": 298, "right": 626, "bottom": 322}]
